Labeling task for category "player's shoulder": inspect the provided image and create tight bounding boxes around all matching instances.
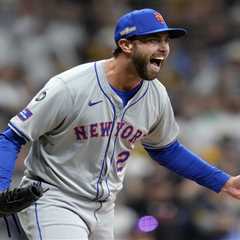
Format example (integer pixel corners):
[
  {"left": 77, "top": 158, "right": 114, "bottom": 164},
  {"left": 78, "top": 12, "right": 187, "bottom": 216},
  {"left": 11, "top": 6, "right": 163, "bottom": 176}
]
[
  {"left": 149, "top": 78, "right": 168, "bottom": 97},
  {"left": 146, "top": 79, "right": 173, "bottom": 115},
  {"left": 56, "top": 61, "right": 96, "bottom": 83},
  {"left": 52, "top": 61, "right": 99, "bottom": 95},
  {"left": 145, "top": 78, "right": 171, "bottom": 111}
]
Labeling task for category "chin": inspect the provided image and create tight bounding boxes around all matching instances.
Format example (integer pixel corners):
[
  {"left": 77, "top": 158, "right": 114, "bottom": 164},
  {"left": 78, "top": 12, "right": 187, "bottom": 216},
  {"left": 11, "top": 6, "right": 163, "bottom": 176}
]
[
  {"left": 146, "top": 67, "right": 161, "bottom": 80},
  {"left": 137, "top": 65, "right": 159, "bottom": 80},
  {"left": 142, "top": 76, "right": 157, "bottom": 81},
  {"left": 146, "top": 71, "right": 159, "bottom": 81}
]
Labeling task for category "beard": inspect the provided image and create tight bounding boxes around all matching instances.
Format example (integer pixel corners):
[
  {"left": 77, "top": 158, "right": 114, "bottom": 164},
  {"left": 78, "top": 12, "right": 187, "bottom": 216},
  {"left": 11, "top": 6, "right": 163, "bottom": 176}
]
[{"left": 131, "top": 48, "right": 159, "bottom": 80}]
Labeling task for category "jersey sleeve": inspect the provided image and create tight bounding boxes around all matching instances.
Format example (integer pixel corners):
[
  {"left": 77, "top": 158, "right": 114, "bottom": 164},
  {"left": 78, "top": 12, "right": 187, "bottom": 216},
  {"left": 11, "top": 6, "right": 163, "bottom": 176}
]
[
  {"left": 9, "top": 77, "right": 73, "bottom": 141},
  {"left": 142, "top": 88, "right": 179, "bottom": 149}
]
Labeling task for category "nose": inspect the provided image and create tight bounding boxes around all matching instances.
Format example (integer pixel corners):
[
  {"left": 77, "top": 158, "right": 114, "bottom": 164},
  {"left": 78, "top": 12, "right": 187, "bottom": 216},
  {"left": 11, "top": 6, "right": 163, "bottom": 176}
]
[{"left": 156, "top": 40, "right": 169, "bottom": 55}]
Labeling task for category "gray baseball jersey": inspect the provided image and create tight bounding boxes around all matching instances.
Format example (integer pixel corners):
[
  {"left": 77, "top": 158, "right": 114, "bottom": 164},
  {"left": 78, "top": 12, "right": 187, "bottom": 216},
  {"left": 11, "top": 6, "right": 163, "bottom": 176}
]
[{"left": 9, "top": 60, "right": 179, "bottom": 202}]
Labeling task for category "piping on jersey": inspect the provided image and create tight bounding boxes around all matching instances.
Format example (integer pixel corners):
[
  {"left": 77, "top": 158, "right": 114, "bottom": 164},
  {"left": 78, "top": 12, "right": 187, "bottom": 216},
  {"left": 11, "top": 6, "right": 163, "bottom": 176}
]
[
  {"left": 8, "top": 122, "right": 30, "bottom": 142},
  {"left": 34, "top": 202, "right": 43, "bottom": 240},
  {"left": 103, "top": 81, "right": 150, "bottom": 201},
  {"left": 94, "top": 61, "right": 150, "bottom": 201},
  {"left": 94, "top": 62, "right": 117, "bottom": 201}
]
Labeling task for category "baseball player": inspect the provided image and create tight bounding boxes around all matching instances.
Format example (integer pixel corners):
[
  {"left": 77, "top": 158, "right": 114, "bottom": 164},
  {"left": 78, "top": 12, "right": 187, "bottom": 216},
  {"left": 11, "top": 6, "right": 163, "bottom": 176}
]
[{"left": 1, "top": 8, "right": 240, "bottom": 240}]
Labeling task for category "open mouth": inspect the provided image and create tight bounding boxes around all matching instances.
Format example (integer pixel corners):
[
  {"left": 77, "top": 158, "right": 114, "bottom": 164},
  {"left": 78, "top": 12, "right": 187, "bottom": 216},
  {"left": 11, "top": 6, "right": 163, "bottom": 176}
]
[{"left": 149, "top": 57, "right": 164, "bottom": 70}]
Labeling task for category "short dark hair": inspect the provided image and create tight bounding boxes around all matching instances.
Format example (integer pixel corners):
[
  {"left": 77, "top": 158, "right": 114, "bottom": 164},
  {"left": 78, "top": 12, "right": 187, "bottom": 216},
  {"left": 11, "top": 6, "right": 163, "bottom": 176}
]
[
  {"left": 112, "top": 36, "right": 142, "bottom": 57},
  {"left": 112, "top": 46, "right": 123, "bottom": 57}
]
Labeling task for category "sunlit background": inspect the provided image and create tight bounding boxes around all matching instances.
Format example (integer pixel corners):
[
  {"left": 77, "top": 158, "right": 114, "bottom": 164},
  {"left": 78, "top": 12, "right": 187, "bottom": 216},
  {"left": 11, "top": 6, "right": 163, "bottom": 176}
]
[{"left": 0, "top": 0, "right": 240, "bottom": 239}]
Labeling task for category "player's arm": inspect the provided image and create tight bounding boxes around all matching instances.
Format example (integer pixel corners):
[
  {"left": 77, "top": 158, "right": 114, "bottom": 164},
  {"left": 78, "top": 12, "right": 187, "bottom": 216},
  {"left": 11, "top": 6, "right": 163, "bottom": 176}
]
[
  {"left": 144, "top": 140, "right": 230, "bottom": 193},
  {"left": 143, "top": 85, "right": 240, "bottom": 198},
  {"left": 0, "top": 77, "right": 72, "bottom": 191},
  {"left": 9, "top": 77, "right": 73, "bottom": 142},
  {"left": 0, "top": 127, "right": 26, "bottom": 191}
]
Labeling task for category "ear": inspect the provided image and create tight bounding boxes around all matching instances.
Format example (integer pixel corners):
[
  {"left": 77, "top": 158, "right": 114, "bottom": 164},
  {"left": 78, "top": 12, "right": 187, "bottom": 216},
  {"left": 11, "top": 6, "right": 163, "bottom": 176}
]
[{"left": 117, "top": 39, "right": 133, "bottom": 54}]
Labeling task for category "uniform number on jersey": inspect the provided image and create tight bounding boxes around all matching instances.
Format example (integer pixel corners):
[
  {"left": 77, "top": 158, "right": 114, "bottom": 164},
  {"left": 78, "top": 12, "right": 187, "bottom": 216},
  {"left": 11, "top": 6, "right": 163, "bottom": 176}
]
[{"left": 116, "top": 151, "right": 130, "bottom": 172}]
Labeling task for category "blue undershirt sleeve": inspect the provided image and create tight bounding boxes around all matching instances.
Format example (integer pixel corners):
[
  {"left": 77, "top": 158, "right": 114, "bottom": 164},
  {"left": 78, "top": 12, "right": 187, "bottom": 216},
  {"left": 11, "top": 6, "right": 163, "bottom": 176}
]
[
  {"left": 0, "top": 127, "right": 26, "bottom": 191},
  {"left": 144, "top": 140, "right": 230, "bottom": 192}
]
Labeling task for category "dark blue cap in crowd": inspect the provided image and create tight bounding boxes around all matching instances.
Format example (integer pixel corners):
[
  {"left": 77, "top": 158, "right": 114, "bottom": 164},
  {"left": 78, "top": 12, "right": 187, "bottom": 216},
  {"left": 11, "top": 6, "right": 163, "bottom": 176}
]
[{"left": 114, "top": 8, "right": 187, "bottom": 42}]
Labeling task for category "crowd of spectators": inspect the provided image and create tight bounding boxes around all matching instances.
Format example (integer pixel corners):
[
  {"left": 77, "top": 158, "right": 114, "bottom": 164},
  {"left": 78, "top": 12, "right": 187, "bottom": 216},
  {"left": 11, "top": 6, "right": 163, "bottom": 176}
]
[{"left": 0, "top": 0, "right": 240, "bottom": 239}]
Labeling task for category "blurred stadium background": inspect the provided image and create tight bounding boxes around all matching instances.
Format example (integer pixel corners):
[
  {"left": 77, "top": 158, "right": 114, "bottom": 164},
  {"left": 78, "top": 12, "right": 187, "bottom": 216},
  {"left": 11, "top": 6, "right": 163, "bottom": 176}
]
[{"left": 0, "top": 0, "right": 240, "bottom": 239}]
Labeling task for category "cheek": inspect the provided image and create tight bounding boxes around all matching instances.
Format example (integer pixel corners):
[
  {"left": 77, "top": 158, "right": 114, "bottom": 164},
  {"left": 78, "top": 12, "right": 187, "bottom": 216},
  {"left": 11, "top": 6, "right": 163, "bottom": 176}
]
[
  {"left": 164, "top": 44, "right": 170, "bottom": 57},
  {"left": 132, "top": 46, "right": 148, "bottom": 61}
]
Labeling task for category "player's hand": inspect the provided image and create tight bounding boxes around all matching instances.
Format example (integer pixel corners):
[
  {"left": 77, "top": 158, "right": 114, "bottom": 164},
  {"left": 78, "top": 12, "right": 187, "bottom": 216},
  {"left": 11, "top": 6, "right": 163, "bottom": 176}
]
[{"left": 221, "top": 176, "right": 240, "bottom": 199}]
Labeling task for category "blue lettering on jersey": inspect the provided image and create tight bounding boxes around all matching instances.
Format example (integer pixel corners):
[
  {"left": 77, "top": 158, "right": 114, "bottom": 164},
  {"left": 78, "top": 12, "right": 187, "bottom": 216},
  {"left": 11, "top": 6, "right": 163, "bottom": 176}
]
[
  {"left": 74, "top": 121, "right": 145, "bottom": 145},
  {"left": 17, "top": 108, "right": 33, "bottom": 121}
]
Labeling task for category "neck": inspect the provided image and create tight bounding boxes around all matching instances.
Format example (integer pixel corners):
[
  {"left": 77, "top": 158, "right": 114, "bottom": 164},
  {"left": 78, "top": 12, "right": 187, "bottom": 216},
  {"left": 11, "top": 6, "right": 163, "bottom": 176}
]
[{"left": 104, "top": 56, "right": 142, "bottom": 91}]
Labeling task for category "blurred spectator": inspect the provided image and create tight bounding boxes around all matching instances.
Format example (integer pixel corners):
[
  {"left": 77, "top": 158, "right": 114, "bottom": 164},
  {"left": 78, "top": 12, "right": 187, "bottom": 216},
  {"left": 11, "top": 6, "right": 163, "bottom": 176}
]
[{"left": 0, "top": 1, "right": 240, "bottom": 239}]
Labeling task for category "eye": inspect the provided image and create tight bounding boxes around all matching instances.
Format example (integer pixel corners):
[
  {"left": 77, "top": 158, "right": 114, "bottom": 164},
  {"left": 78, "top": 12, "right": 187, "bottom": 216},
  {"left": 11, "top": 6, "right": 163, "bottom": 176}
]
[
  {"left": 146, "top": 37, "right": 169, "bottom": 44},
  {"left": 141, "top": 37, "right": 159, "bottom": 43},
  {"left": 148, "top": 38, "right": 160, "bottom": 44},
  {"left": 164, "top": 37, "right": 170, "bottom": 43}
]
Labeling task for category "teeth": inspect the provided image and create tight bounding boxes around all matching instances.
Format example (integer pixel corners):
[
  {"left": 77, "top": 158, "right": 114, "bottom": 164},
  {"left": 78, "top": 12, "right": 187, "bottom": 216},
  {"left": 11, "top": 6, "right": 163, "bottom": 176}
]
[{"left": 150, "top": 57, "right": 165, "bottom": 68}]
